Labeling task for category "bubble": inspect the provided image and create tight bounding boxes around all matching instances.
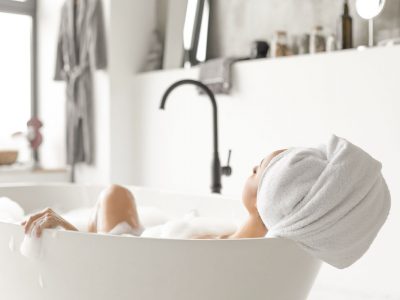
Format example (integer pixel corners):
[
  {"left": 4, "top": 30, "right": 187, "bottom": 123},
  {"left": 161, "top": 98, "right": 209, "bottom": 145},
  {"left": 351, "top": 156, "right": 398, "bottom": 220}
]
[
  {"left": 0, "top": 197, "right": 25, "bottom": 223},
  {"left": 20, "top": 235, "right": 43, "bottom": 260}
]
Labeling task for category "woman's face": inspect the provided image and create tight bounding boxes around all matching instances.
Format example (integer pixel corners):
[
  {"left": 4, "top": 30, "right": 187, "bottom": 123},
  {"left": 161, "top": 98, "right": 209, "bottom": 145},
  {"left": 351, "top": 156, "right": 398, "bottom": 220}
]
[{"left": 242, "top": 149, "right": 287, "bottom": 215}]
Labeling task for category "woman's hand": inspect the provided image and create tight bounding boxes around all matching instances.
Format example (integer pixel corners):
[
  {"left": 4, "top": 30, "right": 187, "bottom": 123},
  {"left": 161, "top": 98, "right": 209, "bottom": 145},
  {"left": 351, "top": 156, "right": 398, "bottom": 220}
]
[{"left": 22, "top": 208, "right": 78, "bottom": 237}]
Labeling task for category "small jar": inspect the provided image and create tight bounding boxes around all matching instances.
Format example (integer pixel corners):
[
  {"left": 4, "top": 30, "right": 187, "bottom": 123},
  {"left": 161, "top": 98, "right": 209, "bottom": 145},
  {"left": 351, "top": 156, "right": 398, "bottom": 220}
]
[
  {"left": 310, "top": 26, "right": 326, "bottom": 54},
  {"left": 326, "top": 34, "right": 337, "bottom": 52},
  {"left": 298, "top": 34, "right": 310, "bottom": 55},
  {"left": 271, "top": 31, "right": 291, "bottom": 58}
]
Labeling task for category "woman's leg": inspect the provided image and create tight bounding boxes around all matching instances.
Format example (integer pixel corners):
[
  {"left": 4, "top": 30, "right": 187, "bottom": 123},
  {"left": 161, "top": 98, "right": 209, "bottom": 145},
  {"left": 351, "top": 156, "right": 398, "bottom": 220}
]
[{"left": 88, "top": 184, "right": 142, "bottom": 234}]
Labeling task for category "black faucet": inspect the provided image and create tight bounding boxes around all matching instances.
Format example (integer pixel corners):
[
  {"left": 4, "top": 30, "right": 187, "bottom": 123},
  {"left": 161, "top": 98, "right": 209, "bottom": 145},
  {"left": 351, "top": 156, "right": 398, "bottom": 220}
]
[{"left": 159, "top": 79, "right": 232, "bottom": 194}]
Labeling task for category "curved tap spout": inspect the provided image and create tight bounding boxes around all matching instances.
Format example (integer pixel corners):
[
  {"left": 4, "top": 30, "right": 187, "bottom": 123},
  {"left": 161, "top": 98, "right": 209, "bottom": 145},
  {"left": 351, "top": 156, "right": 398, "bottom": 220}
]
[
  {"left": 160, "top": 79, "right": 219, "bottom": 155},
  {"left": 160, "top": 79, "right": 231, "bottom": 194}
]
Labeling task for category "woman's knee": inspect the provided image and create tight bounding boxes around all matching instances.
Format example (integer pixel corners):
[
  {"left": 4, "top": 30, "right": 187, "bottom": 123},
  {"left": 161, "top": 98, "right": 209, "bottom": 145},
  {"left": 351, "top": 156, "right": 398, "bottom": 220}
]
[
  {"left": 96, "top": 184, "right": 140, "bottom": 232},
  {"left": 101, "top": 184, "right": 135, "bottom": 207}
]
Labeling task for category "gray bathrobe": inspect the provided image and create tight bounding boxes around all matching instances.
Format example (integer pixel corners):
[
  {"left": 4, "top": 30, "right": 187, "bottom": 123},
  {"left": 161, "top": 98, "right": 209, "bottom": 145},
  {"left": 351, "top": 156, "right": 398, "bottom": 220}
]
[{"left": 55, "top": 0, "right": 107, "bottom": 165}]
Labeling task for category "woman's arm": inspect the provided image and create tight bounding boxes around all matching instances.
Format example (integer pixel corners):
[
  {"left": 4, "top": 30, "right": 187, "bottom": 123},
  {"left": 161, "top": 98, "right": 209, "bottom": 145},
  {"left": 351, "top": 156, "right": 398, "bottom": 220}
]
[{"left": 22, "top": 208, "right": 78, "bottom": 237}]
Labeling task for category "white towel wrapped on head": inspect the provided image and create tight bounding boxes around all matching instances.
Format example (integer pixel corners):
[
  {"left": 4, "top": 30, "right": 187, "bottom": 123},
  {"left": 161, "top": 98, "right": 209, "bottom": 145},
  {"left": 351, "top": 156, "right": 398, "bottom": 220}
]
[{"left": 257, "top": 135, "right": 391, "bottom": 269}]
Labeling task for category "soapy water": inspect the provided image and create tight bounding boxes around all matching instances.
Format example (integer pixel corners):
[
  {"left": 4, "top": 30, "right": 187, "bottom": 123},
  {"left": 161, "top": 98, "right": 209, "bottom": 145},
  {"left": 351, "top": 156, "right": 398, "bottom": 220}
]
[
  {"left": 61, "top": 208, "right": 93, "bottom": 232},
  {"left": 106, "top": 221, "right": 143, "bottom": 236},
  {"left": 61, "top": 206, "right": 170, "bottom": 232},
  {"left": 20, "top": 234, "right": 43, "bottom": 260},
  {"left": 0, "top": 197, "right": 25, "bottom": 223},
  {"left": 20, "top": 228, "right": 61, "bottom": 259},
  {"left": 137, "top": 206, "right": 170, "bottom": 228},
  {"left": 141, "top": 209, "right": 237, "bottom": 239}
]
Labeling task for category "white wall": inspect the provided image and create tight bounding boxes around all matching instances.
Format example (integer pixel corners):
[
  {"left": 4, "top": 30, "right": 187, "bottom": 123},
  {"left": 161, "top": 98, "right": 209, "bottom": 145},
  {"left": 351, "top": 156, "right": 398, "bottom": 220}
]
[
  {"left": 131, "top": 46, "right": 400, "bottom": 299},
  {"left": 108, "top": 0, "right": 156, "bottom": 184}
]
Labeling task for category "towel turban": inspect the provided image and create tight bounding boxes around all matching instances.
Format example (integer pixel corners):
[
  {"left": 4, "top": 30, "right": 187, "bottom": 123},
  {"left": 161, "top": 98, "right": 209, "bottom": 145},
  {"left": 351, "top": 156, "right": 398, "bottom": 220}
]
[{"left": 257, "top": 135, "right": 391, "bottom": 268}]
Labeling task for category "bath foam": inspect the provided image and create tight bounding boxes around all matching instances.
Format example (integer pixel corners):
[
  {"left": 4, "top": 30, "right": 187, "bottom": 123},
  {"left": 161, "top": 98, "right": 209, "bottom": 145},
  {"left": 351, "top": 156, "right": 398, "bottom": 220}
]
[
  {"left": 0, "top": 197, "right": 25, "bottom": 223},
  {"left": 142, "top": 210, "right": 237, "bottom": 239},
  {"left": 60, "top": 205, "right": 170, "bottom": 233},
  {"left": 20, "top": 234, "right": 43, "bottom": 260},
  {"left": 94, "top": 203, "right": 170, "bottom": 233},
  {"left": 61, "top": 208, "right": 93, "bottom": 232},
  {"left": 137, "top": 206, "right": 170, "bottom": 228},
  {"left": 20, "top": 227, "right": 61, "bottom": 260},
  {"left": 104, "top": 222, "right": 144, "bottom": 236}
]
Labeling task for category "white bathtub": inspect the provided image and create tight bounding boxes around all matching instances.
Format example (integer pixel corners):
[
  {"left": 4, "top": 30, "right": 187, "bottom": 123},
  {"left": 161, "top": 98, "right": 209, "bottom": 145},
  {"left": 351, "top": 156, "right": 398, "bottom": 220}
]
[{"left": 0, "top": 184, "right": 321, "bottom": 300}]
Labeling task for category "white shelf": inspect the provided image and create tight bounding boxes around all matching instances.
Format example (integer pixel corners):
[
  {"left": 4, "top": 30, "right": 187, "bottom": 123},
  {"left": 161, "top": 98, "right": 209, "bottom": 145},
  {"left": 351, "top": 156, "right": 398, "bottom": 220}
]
[{"left": 134, "top": 45, "right": 399, "bottom": 80}]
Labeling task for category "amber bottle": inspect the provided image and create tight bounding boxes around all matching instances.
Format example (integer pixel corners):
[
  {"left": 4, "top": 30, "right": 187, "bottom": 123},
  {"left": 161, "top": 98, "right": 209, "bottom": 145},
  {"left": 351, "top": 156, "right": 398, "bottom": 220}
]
[{"left": 341, "top": 0, "right": 353, "bottom": 49}]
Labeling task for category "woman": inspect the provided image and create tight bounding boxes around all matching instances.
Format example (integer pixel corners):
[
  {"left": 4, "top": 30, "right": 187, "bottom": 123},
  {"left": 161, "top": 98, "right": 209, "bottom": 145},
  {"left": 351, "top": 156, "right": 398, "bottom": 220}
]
[{"left": 23, "top": 150, "right": 287, "bottom": 239}]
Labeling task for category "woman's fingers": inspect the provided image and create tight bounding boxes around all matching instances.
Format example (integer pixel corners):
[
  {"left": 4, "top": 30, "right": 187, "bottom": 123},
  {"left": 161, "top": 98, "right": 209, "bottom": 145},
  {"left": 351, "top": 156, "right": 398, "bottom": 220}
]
[
  {"left": 29, "top": 217, "right": 43, "bottom": 236},
  {"left": 23, "top": 208, "right": 53, "bottom": 235},
  {"left": 23, "top": 208, "right": 78, "bottom": 237},
  {"left": 34, "top": 216, "right": 54, "bottom": 238},
  {"left": 24, "top": 212, "right": 45, "bottom": 234},
  {"left": 32, "top": 211, "right": 70, "bottom": 237}
]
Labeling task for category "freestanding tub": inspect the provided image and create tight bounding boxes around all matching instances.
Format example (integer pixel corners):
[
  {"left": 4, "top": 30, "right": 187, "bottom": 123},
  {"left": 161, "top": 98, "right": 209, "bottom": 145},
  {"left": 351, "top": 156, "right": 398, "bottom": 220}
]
[{"left": 0, "top": 184, "right": 321, "bottom": 300}]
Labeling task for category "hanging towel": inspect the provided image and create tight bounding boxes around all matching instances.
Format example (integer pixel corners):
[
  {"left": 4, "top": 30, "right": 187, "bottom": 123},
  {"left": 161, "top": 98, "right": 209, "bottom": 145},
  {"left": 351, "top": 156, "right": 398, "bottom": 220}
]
[
  {"left": 257, "top": 135, "right": 391, "bottom": 269},
  {"left": 198, "top": 57, "right": 245, "bottom": 95},
  {"left": 55, "top": 0, "right": 108, "bottom": 165}
]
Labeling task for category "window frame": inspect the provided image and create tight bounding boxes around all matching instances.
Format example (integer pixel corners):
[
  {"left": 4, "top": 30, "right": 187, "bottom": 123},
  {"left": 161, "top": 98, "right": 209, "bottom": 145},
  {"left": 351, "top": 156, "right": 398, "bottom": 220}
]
[
  {"left": 0, "top": 0, "right": 37, "bottom": 118},
  {"left": 0, "top": 0, "right": 38, "bottom": 163}
]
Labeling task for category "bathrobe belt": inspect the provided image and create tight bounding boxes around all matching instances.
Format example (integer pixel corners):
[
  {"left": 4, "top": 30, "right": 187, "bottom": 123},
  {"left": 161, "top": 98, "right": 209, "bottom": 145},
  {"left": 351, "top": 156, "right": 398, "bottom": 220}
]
[
  {"left": 68, "top": 63, "right": 89, "bottom": 82},
  {"left": 66, "top": 63, "right": 89, "bottom": 118}
]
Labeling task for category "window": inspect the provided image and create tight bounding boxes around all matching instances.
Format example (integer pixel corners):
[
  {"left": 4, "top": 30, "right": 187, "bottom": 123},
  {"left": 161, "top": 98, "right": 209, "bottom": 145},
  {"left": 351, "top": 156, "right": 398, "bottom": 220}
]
[{"left": 0, "top": 0, "right": 36, "bottom": 160}]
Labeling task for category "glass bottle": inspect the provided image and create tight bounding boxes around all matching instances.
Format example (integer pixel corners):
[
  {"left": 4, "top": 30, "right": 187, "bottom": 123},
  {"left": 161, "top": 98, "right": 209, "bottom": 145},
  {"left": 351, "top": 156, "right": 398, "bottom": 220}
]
[
  {"left": 341, "top": 0, "right": 353, "bottom": 49},
  {"left": 271, "top": 31, "right": 291, "bottom": 58},
  {"left": 310, "top": 26, "right": 326, "bottom": 54}
]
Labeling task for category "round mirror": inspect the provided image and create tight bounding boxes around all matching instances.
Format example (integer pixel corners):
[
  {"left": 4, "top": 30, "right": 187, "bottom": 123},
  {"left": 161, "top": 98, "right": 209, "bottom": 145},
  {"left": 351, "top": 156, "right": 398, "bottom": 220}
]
[{"left": 356, "top": 0, "right": 385, "bottom": 19}]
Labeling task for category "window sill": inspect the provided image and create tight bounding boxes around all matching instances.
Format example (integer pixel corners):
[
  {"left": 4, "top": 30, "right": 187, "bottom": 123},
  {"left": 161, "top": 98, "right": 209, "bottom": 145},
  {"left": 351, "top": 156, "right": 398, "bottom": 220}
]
[{"left": 0, "top": 164, "right": 68, "bottom": 183}]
